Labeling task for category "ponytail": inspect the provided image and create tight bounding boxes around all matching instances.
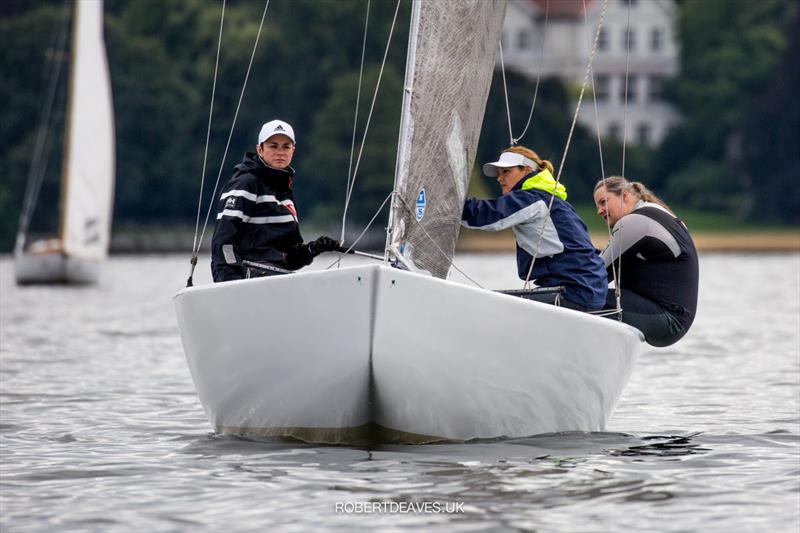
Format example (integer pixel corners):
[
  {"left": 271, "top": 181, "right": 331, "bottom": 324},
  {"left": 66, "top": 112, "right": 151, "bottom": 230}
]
[{"left": 504, "top": 146, "right": 555, "bottom": 174}]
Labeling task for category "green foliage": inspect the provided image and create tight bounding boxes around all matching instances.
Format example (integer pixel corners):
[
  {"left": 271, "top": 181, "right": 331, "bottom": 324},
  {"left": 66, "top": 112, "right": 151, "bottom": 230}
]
[
  {"left": 658, "top": 0, "right": 797, "bottom": 221},
  {"left": 2, "top": 0, "right": 797, "bottom": 252},
  {"left": 739, "top": 9, "right": 800, "bottom": 224},
  {"left": 0, "top": 2, "right": 70, "bottom": 246},
  {"left": 665, "top": 159, "right": 748, "bottom": 214}
]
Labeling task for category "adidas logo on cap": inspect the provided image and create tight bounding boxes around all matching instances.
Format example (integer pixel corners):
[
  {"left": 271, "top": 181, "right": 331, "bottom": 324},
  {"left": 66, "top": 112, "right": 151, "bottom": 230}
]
[{"left": 258, "top": 119, "right": 295, "bottom": 144}]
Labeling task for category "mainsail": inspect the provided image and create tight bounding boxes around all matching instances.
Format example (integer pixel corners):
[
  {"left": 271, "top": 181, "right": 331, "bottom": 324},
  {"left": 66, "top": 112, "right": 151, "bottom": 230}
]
[
  {"left": 388, "top": 0, "right": 506, "bottom": 279},
  {"left": 60, "top": 0, "right": 115, "bottom": 260}
]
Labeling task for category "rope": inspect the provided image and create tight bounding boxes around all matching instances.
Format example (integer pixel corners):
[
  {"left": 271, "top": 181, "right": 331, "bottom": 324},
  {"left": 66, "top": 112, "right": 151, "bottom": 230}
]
[
  {"left": 392, "top": 195, "right": 483, "bottom": 289},
  {"left": 340, "top": 0, "right": 371, "bottom": 244},
  {"left": 187, "top": 0, "right": 226, "bottom": 286},
  {"left": 613, "top": 2, "right": 635, "bottom": 310},
  {"left": 582, "top": 0, "right": 620, "bottom": 315},
  {"left": 187, "top": 0, "right": 271, "bottom": 287},
  {"left": 339, "top": 0, "right": 403, "bottom": 248},
  {"left": 498, "top": 40, "right": 514, "bottom": 146},
  {"left": 15, "top": 3, "right": 71, "bottom": 253},
  {"left": 511, "top": 0, "right": 550, "bottom": 145},
  {"left": 327, "top": 190, "right": 393, "bottom": 270},
  {"left": 523, "top": 0, "right": 608, "bottom": 289}
]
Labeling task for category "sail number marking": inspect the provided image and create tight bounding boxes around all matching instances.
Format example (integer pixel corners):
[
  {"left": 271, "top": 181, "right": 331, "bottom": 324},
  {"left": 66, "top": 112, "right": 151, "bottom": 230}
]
[{"left": 415, "top": 188, "right": 426, "bottom": 221}]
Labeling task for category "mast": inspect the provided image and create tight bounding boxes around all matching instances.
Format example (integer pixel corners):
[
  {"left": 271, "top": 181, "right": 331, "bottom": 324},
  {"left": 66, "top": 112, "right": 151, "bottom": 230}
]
[
  {"left": 57, "top": 0, "right": 79, "bottom": 251},
  {"left": 384, "top": 0, "right": 422, "bottom": 266},
  {"left": 384, "top": 0, "right": 507, "bottom": 278}
]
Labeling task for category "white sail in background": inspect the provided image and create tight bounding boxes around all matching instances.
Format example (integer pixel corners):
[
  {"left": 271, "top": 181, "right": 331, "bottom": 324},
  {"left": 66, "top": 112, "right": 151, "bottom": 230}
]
[
  {"left": 14, "top": 0, "right": 115, "bottom": 284},
  {"left": 61, "top": 0, "right": 115, "bottom": 260},
  {"left": 388, "top": 0, "right": 506, "bottom": 278}
]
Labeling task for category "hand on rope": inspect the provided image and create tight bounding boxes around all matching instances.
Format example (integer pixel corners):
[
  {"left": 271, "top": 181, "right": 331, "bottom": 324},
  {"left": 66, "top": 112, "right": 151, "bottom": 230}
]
[{"left": 308, "top": 235, "right": 342, "bottom": 256}]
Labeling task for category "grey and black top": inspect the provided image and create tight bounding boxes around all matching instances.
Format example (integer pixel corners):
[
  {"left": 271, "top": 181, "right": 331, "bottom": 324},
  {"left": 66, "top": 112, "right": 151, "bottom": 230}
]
[{"left": 602, "top": 200, "right": 699, "bottom": 332}]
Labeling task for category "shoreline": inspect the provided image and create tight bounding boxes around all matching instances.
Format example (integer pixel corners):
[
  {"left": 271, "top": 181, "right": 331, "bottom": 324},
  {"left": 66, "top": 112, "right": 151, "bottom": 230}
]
[
  {"left": 456, "top": 229, "right": 800, "bottom": 253},
  {"left": 69, "top": 227, "right": 800, "bottom": 254}
]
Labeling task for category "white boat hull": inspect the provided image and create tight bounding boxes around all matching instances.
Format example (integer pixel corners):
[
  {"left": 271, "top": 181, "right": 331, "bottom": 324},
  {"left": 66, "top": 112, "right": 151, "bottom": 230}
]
[
  {"left": 14, "top": 252, "right": 100, "bottom": 285},
  {"left": 174, "top": 264, "right": 643, "bottom": 444}
]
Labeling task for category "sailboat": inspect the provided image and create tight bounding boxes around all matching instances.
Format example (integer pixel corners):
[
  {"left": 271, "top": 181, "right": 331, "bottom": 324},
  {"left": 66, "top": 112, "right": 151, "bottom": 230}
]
[
  {"left": 14, "top": 0, "right": 115, "bottom": 285},
  {"left": 174, "top": 0, "right": 644, "bottom": 444}
]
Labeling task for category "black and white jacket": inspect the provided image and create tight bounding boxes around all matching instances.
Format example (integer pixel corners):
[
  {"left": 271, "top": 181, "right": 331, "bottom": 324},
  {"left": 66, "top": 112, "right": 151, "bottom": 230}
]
[{"left": 211, "top": 152, "right": 311, "bottom": 282}]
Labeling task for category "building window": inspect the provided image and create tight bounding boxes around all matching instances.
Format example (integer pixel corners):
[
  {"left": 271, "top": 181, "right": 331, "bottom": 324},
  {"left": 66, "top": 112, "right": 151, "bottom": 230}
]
[
  {"left": 517, "top": 30, "right": 530, "bottom": 50},
  {"left": 622, "top": 27, "right": 636, "bottom": 52},
  {"left": 597, "top": 28, "right": 608, "bottom": 52},
  {"left": 608, "top": 123, "right": 621, "bottom": 140},
  {"left": 651, "top": 28, "right": 663, "bottom": 52},
  {"left": 637, "top": 123, "right": 652, "bottom": 145},
  {"left": 594, "top": 75, "right": 610, "bottom": 102},
  {"left": 621, "top": 74, "right": 637, "bottom": 104},
  {"left": 648, "top": 75, "right": 663, "bottom": 102}
]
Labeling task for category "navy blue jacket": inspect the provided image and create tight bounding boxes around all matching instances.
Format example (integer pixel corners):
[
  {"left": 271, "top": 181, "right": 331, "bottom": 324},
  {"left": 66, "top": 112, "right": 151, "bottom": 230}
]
[
  {"left": 462, "top": 175, "right": 607, "bottom": 309},
  {"left": 210, "top": 152, "right": 310, "bottom": 282}
]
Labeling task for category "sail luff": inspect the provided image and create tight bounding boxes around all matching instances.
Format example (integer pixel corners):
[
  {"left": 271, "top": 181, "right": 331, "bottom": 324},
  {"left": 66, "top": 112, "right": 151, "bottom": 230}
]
[
  {"left": 60, "top": 0, "right": 115, "bottom": 260},
  {"left": 56, "top": 0, "right": 79, "bottom": 252},
  {"left": 387, "top": 0, "right": 507, "bottom": 278},
  {"left": 384, "top": 0, "right": 422, "bottom": 265}
]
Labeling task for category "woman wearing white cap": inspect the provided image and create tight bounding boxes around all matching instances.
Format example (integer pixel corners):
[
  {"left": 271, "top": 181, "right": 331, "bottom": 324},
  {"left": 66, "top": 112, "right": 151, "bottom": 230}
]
[
  {"left": 211, "top": 119, "right": 340, "bottom": 282},
  {"left": 461, "top": 146, "right": 606, "bottom": 311}
]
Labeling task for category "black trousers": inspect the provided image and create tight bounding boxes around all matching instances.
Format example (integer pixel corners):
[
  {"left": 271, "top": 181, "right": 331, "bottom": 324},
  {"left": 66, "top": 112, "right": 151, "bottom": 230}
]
[{"left": 604, "top": 289, "right": 688, "bottom": 347}]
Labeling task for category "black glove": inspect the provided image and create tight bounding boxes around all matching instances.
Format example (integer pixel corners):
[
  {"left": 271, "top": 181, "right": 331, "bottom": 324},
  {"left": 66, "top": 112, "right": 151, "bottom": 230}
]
[{"left": 307, "top": 235, "right": 340, "bottom": 255}]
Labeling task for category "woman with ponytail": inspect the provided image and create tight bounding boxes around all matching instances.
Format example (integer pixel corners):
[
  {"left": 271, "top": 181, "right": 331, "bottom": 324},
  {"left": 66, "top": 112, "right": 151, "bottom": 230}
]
[
  {"left": 462, "top": 146, "right": 606, "bottom": 311},
  {"left": 593, "top": 176, "right": 699, "bottom": 346}
]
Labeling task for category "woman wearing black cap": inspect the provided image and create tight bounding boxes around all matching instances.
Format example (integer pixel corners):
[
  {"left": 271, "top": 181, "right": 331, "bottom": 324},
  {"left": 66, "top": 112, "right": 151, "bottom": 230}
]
[{"left": 211, "top": 119, "right": 339, "bottom": 282}]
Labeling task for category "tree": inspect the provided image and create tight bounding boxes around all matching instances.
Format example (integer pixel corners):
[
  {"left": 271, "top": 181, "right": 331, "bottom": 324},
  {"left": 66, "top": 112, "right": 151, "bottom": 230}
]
[
  {"left": 656, "top": 0, "right": 796, "bottom": 216},
  {"left": 739, "top": 8, "right": 800, "bottom": 224}
]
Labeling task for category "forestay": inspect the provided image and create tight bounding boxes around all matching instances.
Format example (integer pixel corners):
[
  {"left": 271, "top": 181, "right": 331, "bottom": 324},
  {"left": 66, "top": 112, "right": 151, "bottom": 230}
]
[{"left": 388, "top": 0, "right": 506, "bottom": 279}]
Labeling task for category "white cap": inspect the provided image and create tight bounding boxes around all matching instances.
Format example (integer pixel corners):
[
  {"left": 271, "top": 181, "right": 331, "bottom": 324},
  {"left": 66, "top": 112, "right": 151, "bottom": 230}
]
[
  {"left": 258, "top": 119, "right": 295, "bottom": 144},
  {"left": 482, "top": 152, "right": 538, "bottom": 177}
]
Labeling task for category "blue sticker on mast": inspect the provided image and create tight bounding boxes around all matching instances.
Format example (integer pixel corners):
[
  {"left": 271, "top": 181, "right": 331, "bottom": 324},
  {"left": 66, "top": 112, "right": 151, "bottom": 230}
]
[{"left": 415, "top": 188, "right": 426, "bottom": 221}]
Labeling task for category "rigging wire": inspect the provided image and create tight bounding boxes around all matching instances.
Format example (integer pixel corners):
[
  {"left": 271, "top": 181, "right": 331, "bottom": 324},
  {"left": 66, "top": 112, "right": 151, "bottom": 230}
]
[
  {"left": 188, "top": 0, "right": 226, "bottom": 284},
  {"left": 15, "top": 3, "right": 71, "bottom": 253},
  {"left": 391, "top": 195, "right": 484, "bottom": 289},
  {"left": 612, "top": 1, "right": 635, "bottom": 309},
  {"left": 511, "top": 0, "right": 550, "bottom": 146},
  {"left": 522, "top": 0, "right": 609, "bottom": 290},
  {"left": 326, "top": 190, "right": 393, "bottom": 270},
  {"left": 498, "top": 41, "right": 514, "bottom": 146},
  {"left": 339, "top": 0, "right": 404, "bottom": 251},
  {"left": 583, "top": 0, "right": 621, "bottom": 315},
  {"left": 340, "top": 0, "right": 371, "bottom": 245},
  {"left": 187, "top": 0, "right": 271, "bottom": 287}
]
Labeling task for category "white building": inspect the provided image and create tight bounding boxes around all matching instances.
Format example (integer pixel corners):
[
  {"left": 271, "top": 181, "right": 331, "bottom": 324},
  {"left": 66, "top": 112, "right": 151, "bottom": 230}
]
[{"left": 501, "top": 0, "right": 681, "bottom": 146}]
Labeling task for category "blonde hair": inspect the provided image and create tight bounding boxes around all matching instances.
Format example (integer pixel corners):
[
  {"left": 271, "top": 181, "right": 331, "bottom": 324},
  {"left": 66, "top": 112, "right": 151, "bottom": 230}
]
[
  {"left": 503, "top": 146, "right": 555, "bottom": 174},
  {"left": 594, "top": 176, "right": 674, "bottom": 215}
]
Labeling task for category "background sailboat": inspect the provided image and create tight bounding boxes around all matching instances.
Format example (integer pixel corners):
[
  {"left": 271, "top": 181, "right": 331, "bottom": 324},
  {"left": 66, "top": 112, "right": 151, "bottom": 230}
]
[{"left": 14, "top": 0, "right": 115, "bottom": 285}]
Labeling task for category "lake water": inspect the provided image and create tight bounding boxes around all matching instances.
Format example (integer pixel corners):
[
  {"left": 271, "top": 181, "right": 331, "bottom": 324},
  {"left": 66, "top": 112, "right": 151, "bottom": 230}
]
[{"left": 1, "top": 253, "right": 798, "bottom": 532}]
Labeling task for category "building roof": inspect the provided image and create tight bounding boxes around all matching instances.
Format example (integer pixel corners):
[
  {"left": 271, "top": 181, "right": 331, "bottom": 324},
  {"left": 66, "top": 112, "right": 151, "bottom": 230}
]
[{"left": 527, "top": 0, "right": 596, "bottom": 19}]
